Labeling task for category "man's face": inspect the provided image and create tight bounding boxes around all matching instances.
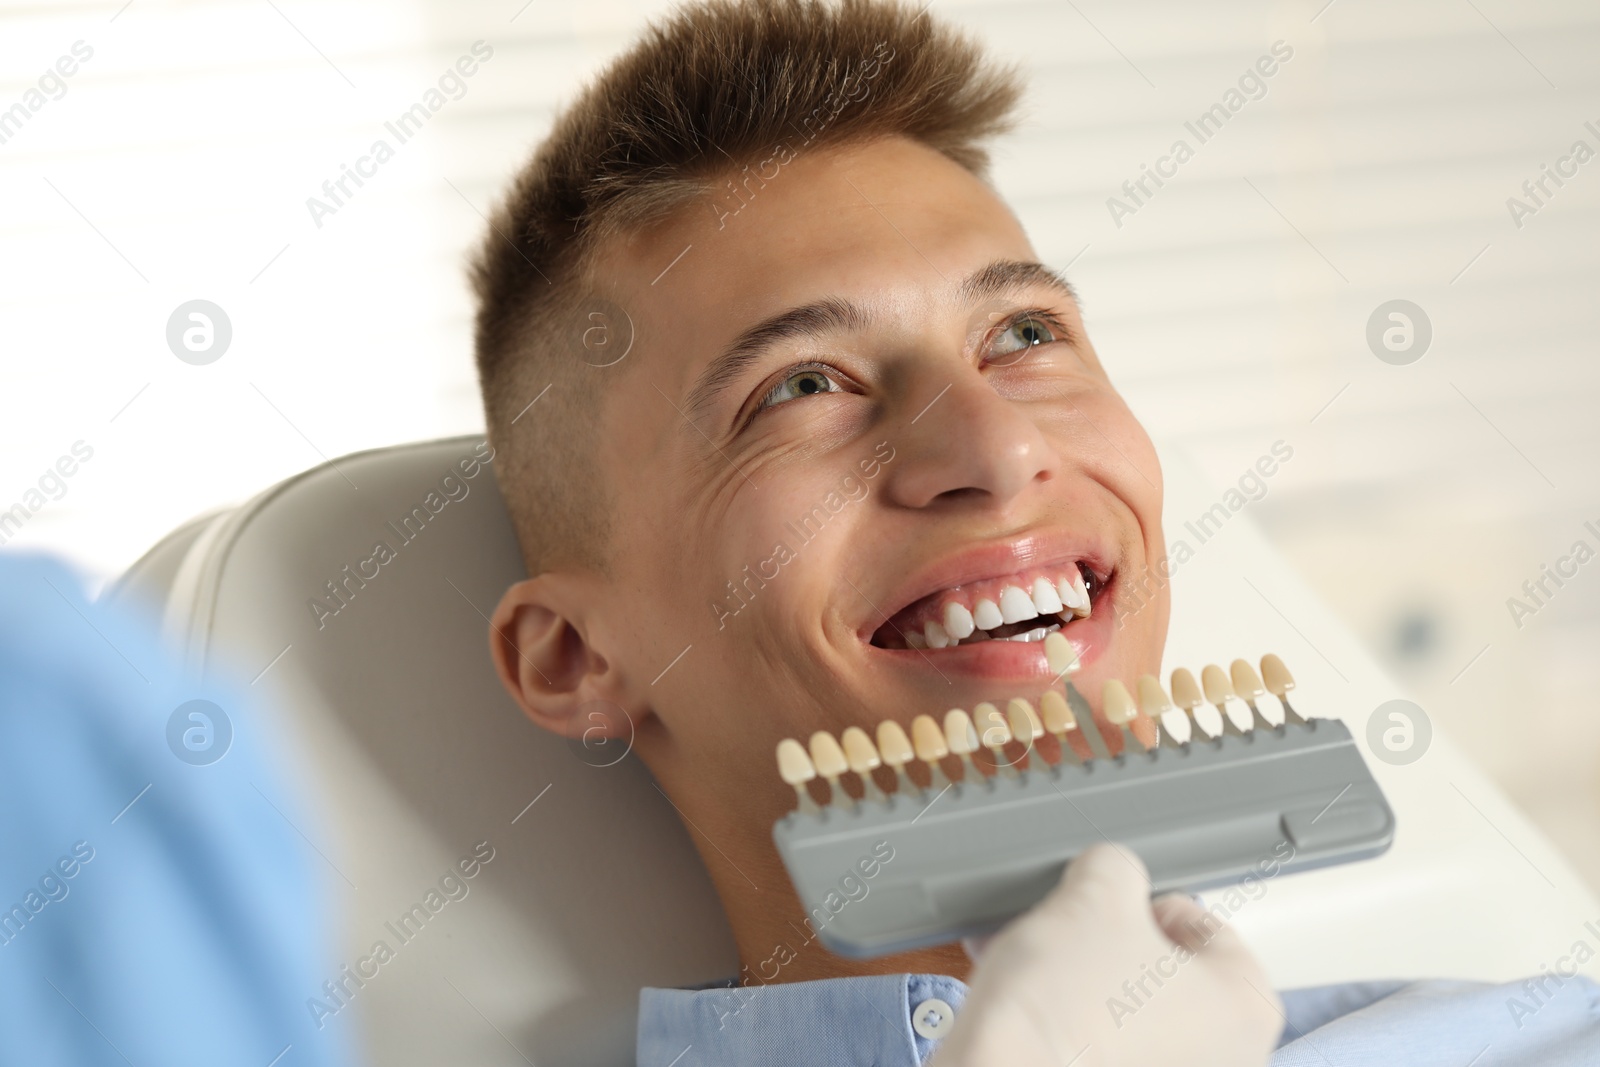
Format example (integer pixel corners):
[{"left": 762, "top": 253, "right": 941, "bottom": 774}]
[{"left": 581, "top": 136, "right": 1167, "bottom": 801}]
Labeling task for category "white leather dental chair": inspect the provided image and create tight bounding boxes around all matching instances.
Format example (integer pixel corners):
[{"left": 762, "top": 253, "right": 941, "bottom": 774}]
[{"left": 108, "top": 435, "right": 1600, "bottom": 1067}]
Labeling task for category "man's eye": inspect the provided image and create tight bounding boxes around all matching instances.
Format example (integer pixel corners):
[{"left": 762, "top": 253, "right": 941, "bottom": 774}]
[
  {"left": 759, "top": 365, "right": 844, "bottom": 409},
  {"left": 987, "top": 314, "right": 1061, "bottom": 364}
]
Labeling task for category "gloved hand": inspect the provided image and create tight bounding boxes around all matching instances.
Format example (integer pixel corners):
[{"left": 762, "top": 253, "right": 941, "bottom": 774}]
[{"left": 931, "top": 843, "right": 1282, "bottom": 1067}]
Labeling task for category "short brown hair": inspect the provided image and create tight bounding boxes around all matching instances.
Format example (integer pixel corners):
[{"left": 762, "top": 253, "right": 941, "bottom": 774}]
[{"left": 470, "top": 0, "right": 1022, "bottom": 574}]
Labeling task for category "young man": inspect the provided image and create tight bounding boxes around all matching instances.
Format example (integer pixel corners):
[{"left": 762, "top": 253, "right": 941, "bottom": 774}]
[{"left": 471, "top": 1, "right": 1600, "bottom": 1063}]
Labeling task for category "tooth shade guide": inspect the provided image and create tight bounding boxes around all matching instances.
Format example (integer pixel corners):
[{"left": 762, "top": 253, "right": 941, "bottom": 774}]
[
  {"left": 1044, "top": 632, "right": 1080, "bottom": 678},
  {"left": 911, "top": 714, "right": 953, "bottom": 790},
  {"left": 776, "top": 738, "right": 821, "bottom": 813},
  {"left": 840, "top": 726, "right": 887, "bottom": 802},
  {"left": 1158, "top": 708, "right": 1193, "bottom": 747},
  {"left": 778, "top": 657, "right": 1324, "bottom": 816},
  {"left": 1063, "top": 681, "right": 1114, "bottom": 762},
  {"left": 875, "top": 720, "right": 920, "bottom": 797},
  {"left": 1037, "top": 689, "right": 1082, "bottom": 766},
  {"left": 1230, "top": 659, "right": 1276, "bottom": 731},
  {"left": 808, "top": 731, "right": 854, "bottom": 805},
  {"left": 771, "top": 665, "right": 1397, "bottom": 960},
  {"left": 973, "top": 702, "right": 1015, "bottom": 777},
  {"left": 1260, "top": 653, "right": 1308, "bottom": 725},
  {"left": 1199, "top": 664, "right": 1248, "bottom": 737},
  {"left": 1135, "top": 675, "right": 1175, "bottom": 750},
  {"left": 943, "top": 708, "right": 983, "bottom": 784},
  {"left": 1100, "top": 679, "right": 1140, "bottom": 751},
  {"left": 1006, "top": 698, "right": 1044, "bottom": 771}
]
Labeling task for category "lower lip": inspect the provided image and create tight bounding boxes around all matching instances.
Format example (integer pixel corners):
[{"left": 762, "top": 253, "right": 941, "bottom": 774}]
[{"left": 869, "top": 579, "right": 1118, "bottom": 681}]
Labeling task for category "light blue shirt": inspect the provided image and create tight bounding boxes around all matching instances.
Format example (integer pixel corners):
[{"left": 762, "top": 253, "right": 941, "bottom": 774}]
[{"left": 640, "top": 966, "right": 1600, "bottom": 1064}]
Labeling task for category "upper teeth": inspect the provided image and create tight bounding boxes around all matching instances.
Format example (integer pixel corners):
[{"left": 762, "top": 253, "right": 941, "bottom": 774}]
[
  {"left": 943, "top": 601, "right": 976, "bottom": 639},
  {"left": 1031, "top": 576, "right": 1064, "bottom": 614},
  {"left": 972, "top": 598, "right": 1004, "bottom": 630},
  {"left": 998, "top": 586, "right": 1036, "bottom": 624},
  {"left": 908, "top": 567, "right": 1096, "bottom": 650}
]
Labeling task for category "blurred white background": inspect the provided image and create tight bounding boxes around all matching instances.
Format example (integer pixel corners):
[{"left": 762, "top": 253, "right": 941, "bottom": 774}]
[{"left": 2, "top": 0, "right": 1597, "bottom": 881}]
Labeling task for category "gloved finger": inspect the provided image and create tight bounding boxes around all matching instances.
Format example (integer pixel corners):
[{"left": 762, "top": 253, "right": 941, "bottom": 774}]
[
  {"left": 1150, "top": 890, "right": 1260, "bottom": 971},
  {"left": 1052, "top": 842, "right": 1152, "bottom": 918}
]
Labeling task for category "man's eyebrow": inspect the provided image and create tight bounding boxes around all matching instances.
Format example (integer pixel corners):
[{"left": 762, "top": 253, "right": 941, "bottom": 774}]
[
  {"left": 685, "top": 297, "right": 870, "bottom": 424},
  {"left": 958, "top": 259, "right": 1079, "bottom": 306},
  {"left": 682, "top": 260, "right": 1077, "bottom": 425}
]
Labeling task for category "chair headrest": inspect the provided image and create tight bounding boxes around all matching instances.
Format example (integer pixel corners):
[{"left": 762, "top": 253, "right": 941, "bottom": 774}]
[{"left": 152, "top": 435, "right": 736, "bottom": 1067}]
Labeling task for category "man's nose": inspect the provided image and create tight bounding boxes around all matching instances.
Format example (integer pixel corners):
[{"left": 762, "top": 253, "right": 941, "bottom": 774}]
[{"left": 880, "top": 370, "right": 1058, "bottom": 513}]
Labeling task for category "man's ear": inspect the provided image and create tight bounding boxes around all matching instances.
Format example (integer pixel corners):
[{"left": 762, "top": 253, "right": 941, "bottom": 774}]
[{"left": 487, "top": 574, "right": 641, "bottom": 740}]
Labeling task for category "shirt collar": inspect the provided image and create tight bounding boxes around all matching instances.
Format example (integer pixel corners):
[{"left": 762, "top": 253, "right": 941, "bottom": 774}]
[{"left": 638, "top": 972, "right": 969, "bottom": 1067}]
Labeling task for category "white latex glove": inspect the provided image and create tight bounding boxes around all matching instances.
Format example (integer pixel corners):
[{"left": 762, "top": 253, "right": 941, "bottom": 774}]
[{"left": 931, "top": 843, "right": 1282, "bottom": 1067}]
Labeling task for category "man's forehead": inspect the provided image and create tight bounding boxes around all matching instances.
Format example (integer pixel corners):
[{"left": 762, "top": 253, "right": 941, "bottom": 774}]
[{"left": 606, "top": 138, "right": 1043, "bottom": 381}]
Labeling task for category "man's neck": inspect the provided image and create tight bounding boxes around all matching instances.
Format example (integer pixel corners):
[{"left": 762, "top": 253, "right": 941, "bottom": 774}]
[{"left": 658, "top": 763, "right": 973, "bottom": 987}]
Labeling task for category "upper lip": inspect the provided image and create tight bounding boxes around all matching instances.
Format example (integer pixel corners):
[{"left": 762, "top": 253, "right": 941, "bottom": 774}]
[{"left": 856, "top": 528, "right": 1115, "bottom": 643}]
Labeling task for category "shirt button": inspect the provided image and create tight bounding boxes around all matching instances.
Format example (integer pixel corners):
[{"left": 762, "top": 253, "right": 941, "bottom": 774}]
[{"left": 911, "top": 997, "right": 955, "bottom": 1040}]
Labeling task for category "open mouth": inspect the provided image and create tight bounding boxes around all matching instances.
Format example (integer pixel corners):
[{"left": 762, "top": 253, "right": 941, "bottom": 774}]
[{"left": 869, "top": 561, "right": 1113, "bottom": 651}]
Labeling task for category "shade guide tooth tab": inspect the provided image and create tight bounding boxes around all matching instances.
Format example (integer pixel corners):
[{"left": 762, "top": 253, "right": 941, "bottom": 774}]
[
  {"left": 875, "top": 720, "right": 913, "bottom": 767},
  {"left": 911, "top": 714, "right": 952, "bottom": 790},
  {"left": 773, "top": 660, "right": 1396, "bottom": 960},
  {"left": 1158, "top": 708, "right": 1192, "bottom": 748},
  {"left": 874, "top": 719, "right": 919, "bottom": 797},
  {"left": 1007, "top": 698, "right": 1044, "bottom": 754},
  {"left": 1037, "top": 690, "right": 1081, "bottom": 765},
  {"left": 1168, "top": 667, "right": 1215, "bottom": 740},
  {"left": 840, "top": 726, "right": 880, "bottom": 774},
  {"left": 944, "top": 708, "right": 982, "bottom": 783},
  {"left": 1201, "top": 664, "right": 1247, "bottom": 737},
  {"left": 1102, "top": 678, "right": 1149, "bottom": 753},
  {"left": 1229, "top": 659, "right": 1275, "bottom": 731},
  {"left": 1102, "top": 680, "right": 1136, "bottom": 725},
  {"left": 840, "top": 726, "right": 886, "bottom": 802},
  {"left": 974, "top": 702, "right": 1015, "bottom": 778},
  {"left": 1137, "top": 675, "right": 1173, "bottom": 717},
  {"left": 808, "top": 731, "right": 853, "bottom": 806},
  {"left": 1044, "top": 632, "right": 1080, "bottom": 677},
  {"left": 1170, "top": 667, "right": 1204, "bottom": 711},
  {"left": 1260, "top": 652, "right": 1294, "bottom": 695},
  {"left": 1066, "top": 681, "right": 1113, "bottom": 762},
  {"left": 1260, "top": 653, "right": 1307, "bottom": 725},
  {"left": 776, "top": 738, "right": 820, "bottom": 813},
  {"left": 1137, "top": 675, "right": 1182, "bottom": 748}
]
